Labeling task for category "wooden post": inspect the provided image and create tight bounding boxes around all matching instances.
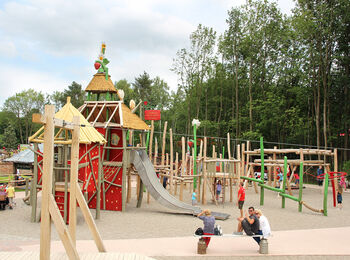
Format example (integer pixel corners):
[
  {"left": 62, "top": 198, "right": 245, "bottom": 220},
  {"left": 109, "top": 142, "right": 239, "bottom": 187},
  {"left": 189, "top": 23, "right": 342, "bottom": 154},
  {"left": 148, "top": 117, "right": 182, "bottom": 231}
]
[
  {"left": 175, "top": 152, "right": 179, "bottom": 196},
  {"left": 154, "top": 138, "right": 158, "bottom": 165},
  {"left": 31, "top": 143, "right": 38, "bottom": 222},
  {"left": 181, "top": 136, "right": 185, "bottom": 176},
  {"left": 202, "top": 137, "right": 207, "bottom": 205},
  {"left": 127, "top": 167, "right": 131, "bottom": 203},
  {"left": 169, "top": 128, "right": 174, "bottom": 194},
  {"left": 161, "top": 121, "right": 167, "bottom": 166},
  {"left": 121, "top": 129, "right": 128, "bottom": 211},
  {"left": 227, "top": 133, "right": 231, "bottom": 159},
  {"left": 267, "top": 157, "right": 272, "bottom": 186},
  {"left": 237, "top": 144, "right": 241, "bottom": 186},
  {"left": 273, "top": 146, "right": 277, "bottom": 187},
  {"left": 149, "top": 120, "right": 154, "bottom": 160},
  {"left": 40, "top": 105, "right": 55, "bottom": 260},
  {"left": 69, "top": 116, "right": 80, "bottom": 245}
]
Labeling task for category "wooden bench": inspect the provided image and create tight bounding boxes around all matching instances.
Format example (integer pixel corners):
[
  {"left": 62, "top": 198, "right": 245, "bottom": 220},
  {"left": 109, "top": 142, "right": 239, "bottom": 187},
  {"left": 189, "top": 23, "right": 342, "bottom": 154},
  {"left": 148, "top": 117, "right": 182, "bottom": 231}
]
[{"left": 195, "top": 234, "right": 269, "bottom": 254}]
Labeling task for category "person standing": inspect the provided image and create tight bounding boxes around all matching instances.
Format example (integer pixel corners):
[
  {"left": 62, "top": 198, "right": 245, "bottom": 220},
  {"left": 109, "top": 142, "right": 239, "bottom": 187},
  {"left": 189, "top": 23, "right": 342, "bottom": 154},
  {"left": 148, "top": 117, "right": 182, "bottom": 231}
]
[
  {"left": 197, "top": 209, "right": 215, "bottom": 247},
  {"left": 216, "top": 180, "right": 222, "bottom": 201},
  {"left": 6, "top": 183, "right": 15, "bottom": 209},
  {"left": 317, "top": 166, "right": 323, "bottom": 186},
  {"left": 237, "top": 182, "right": 245, "bottom": 218},
  {"left": 0, "top": 186, "right": 7, "bottom": 210},
  {"left": 192, "top": 192, "right": 197, "bottom": 206},
  {"left": 337, "top": 186, "right": 343, "bottom": 210}
]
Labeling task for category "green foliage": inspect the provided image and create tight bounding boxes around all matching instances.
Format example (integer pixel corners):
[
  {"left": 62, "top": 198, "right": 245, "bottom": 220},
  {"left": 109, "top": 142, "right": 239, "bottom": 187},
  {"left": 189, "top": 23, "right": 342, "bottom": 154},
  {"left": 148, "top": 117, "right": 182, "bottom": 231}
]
[
  {"left": 1, "top": 124, "right": 17, "bottom": 149},
  {"left": 3, "top": 89, "right": 45, "bottom": 144},
  {"left": 49, "top": 81, "right": 85, "bottom": 109}
]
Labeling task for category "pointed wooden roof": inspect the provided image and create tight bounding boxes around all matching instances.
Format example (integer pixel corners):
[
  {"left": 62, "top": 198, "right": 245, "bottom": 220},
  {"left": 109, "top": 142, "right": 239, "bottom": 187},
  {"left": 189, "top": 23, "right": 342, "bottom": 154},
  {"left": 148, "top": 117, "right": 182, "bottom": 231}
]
[
  {"left": 79, "top": 101, "right": 150, "bottom": 130},
  {"left": 85, "top": 73, "right": 117, "bottom": 93},
  {"left": 29, "top": 97, "right": 107, "bottom": 144}
]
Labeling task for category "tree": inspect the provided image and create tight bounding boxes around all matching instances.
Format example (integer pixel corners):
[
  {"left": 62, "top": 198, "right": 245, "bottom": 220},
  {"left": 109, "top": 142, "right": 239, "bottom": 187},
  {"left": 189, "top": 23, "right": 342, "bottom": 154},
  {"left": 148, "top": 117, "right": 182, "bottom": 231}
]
[
  {"left": 3, "top": 89, "right": 45, "bottom": 144},
  {"left": 133, "top": 72, "right": 153, "bottom": 102},
  {"left": 1, "top": 124, "right": 18, "bottom": 149},
  {"left": 115, "top": 79, "right": 136, "bottom": 105},
  {"left": 49, "top": 81, "right": 85, "bottom": 109}
]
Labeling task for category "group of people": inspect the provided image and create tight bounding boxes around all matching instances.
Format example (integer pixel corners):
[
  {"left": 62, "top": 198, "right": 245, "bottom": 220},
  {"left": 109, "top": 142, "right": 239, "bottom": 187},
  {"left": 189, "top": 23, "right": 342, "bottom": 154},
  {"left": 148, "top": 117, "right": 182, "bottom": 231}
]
[
  {"left": 0, "top": 183, "right": 15, "bottom": 210},
  {"left": 198, "top": 182, "right": 271, "bottom": 248}
]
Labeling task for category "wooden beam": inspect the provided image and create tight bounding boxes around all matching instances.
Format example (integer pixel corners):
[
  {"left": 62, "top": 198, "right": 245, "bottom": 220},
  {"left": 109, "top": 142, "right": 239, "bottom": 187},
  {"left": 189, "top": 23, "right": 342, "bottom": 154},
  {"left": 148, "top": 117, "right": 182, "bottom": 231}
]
[
  {"left": 104, "top": 105, "right": 119, "bottom": 128},
  {"left": 32, "top": 113, "right": 74, "bottom": 130},
  {"left": 49, "top": 196, "right": 80, "bottom": 260},
  {"left": 69, "top": 116, "right": 80, "bottom": 245},
  {"left": 75, "top": 183, "right": 106, "bottom": 252},
  {"left": 40, "top": 105, "right": 55, "bottom": 260}
]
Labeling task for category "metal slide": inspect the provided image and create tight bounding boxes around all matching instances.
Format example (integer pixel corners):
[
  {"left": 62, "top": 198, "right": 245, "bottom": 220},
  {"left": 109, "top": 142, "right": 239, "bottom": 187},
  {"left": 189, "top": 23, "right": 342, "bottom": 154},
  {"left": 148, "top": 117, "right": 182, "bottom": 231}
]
[{"left": 131, "top": 149, "right": 230, "bottom": 220}]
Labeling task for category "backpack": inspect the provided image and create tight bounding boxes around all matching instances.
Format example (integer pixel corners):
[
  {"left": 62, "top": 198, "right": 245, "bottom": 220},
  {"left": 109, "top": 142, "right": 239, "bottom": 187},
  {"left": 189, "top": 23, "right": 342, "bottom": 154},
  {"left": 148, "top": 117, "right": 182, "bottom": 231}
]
[
  {"left": 214, "top": 225, "right": 223, "bottom": 236},
  {"left": 195, "top": 227, "right": 204, "bottom": 236}
]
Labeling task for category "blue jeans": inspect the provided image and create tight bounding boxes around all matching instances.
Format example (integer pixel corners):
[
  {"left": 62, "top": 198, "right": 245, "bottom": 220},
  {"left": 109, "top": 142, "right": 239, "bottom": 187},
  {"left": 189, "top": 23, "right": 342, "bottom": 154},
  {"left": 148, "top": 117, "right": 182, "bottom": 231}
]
[{"left": 253, "top": 230, "right": 263, "bottom": 244}]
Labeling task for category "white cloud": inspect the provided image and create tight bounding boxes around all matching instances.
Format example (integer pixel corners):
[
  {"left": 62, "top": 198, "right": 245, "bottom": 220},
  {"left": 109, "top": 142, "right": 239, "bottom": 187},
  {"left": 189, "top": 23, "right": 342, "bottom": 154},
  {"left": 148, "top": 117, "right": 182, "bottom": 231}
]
[
  {"left": 0, "top": 64, "right": 69, "bottom": 105},
  {"left": 0, "top": 38, "right": 17, "bottom": 58}
]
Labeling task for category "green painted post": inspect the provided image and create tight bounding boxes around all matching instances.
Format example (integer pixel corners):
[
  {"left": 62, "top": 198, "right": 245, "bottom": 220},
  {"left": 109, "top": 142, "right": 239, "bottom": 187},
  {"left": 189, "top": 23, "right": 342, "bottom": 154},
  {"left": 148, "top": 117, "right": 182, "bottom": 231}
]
[
  {"left": 260, "top": 137, "right": 265, "bottom": 206},
  {"left": 193, "top": 124, "right": 197, "bottom": 190},
  {"left": 87, "top": 92, "right": 91, "bottom": 101},
  {"left": 146, "top": 130, "right": 150, "bottom": 150},
  {"left": 106, "top": 91, "right": 111, "bottom": 101},
  {"left": 298, "top": 162, "right": 303, "bottom": 212},
  {"left": 323, "top": 172, "right": 329, "bottom": 216},
  {"left": 282, "top": 156, "right": 287, "bottom": 208}
]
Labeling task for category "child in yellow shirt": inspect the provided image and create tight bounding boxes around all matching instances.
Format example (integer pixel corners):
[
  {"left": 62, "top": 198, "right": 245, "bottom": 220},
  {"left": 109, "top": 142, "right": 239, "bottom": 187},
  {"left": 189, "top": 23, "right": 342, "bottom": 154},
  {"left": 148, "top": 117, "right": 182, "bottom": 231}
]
[{"left": 6, "top": 183, "right": 15, "bottom": 209}]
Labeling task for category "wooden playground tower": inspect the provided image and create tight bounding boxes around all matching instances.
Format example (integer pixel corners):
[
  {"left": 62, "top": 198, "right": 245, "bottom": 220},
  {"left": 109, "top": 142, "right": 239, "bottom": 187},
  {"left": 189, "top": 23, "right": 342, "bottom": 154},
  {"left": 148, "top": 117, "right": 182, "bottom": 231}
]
[{"left": 29, "top": 44, "right": 149, "bottom": 222}]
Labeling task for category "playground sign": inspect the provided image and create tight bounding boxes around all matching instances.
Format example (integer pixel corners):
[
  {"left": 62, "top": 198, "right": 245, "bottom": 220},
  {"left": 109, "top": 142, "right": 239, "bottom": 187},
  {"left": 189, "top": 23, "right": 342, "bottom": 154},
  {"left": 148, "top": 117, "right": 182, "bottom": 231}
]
[{"left": 144, "top": 110, "right": 161, "bottom": 120}]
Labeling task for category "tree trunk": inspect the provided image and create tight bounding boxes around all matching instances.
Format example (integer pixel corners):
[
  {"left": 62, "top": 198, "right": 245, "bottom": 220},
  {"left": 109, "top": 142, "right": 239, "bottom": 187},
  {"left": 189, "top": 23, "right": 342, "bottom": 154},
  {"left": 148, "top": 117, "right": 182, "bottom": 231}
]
[{"left": 249, "top": 60, "right": 253, "bottom": 132}]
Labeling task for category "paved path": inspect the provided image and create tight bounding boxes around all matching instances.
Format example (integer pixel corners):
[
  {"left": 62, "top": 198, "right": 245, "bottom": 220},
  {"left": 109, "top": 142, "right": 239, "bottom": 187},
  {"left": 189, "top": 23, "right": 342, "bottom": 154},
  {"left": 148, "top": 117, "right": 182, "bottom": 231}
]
[{"left": 1, "top": 227, "right": 349, "bottom": 257}]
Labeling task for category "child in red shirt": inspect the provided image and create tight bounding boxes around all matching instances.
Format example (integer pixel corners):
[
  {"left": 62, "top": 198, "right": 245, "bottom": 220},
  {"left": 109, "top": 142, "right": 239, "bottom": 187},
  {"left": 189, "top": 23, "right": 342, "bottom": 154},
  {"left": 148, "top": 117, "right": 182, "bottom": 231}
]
[{"left": 237, "top": 182, "right": 245, "bottom": 218}]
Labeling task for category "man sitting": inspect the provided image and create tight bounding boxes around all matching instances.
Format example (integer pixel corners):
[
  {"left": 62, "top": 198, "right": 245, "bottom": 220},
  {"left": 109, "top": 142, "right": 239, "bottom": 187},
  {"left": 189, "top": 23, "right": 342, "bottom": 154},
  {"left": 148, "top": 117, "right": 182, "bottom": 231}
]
[{"left": 234, "top": 206, "right": 259, "bottom": 237}]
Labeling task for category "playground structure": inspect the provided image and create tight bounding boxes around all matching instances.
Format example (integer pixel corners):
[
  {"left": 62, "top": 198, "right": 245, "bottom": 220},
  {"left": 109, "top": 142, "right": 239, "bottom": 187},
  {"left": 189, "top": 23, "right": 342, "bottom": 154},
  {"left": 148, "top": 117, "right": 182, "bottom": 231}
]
[
  {"left": 34, "top": 105, "right": 105, "bottom": 259},
  {"left": 24, "top": 43, "right": 345, "bottom": 229}
]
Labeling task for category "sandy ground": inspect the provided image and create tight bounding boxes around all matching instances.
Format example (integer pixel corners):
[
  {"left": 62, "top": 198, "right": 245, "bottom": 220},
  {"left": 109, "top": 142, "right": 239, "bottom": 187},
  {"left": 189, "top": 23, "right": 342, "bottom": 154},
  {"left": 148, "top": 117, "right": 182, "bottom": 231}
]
[{"left": 0, "top": 180, "right": 349, "bottom": 258}]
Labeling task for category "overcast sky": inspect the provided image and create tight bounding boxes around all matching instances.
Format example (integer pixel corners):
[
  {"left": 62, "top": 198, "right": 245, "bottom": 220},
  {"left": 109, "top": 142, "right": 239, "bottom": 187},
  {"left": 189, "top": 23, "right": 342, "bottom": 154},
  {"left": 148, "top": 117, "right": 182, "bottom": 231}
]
[{"left": 0, "top": 0, "right": 295, "bottom": 106}]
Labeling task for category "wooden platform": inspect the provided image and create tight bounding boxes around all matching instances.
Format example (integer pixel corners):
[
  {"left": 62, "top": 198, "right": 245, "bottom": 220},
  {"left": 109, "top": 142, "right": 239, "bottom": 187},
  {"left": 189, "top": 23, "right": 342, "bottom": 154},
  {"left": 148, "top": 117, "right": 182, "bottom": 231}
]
[{"left": 0, "top": 252, "right": 155, "bottom": 260}]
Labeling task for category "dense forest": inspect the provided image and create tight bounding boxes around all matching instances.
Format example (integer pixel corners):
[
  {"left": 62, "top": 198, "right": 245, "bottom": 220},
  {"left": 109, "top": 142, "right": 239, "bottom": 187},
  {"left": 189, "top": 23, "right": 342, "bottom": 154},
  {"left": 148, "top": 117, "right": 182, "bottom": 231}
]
[{"left": 0, "top": 0, "right": 349, "bottom": 169}]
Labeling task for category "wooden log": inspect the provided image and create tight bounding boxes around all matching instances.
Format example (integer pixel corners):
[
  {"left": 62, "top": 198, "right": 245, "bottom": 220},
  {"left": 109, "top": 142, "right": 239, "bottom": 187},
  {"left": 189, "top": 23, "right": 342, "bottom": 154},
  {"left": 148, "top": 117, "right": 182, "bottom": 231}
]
[
  {"left": 121, "top": 129, "right": 128, "bottom": 211},
  {"left": 40, "top": 105, "right": 55, "bottom": 260},
  {"left": 202, "top": 138, "right": 207, "bottom": 205},
  {"left": 149, "top": 120, "right": 154, "bottom": 160},
  {"left": 227, "top": 133, "right": 231, "bottom": 159},
  {"left": 169, "top": 128, "right": 174, "bottom": 194},
  {"left": 69, "top": 116, "right": 80, "bottom": 245},
  {"left": 154, "top": 138, "right": 158, "bottom": 165},
  {"left": 181, "top": 136, "right": 185, "bottom": 176},
  {"left": 161, "top": 121, "right": 167, "bottom": 166},
  {"left": 75, "top": 183, "right": 106, "bottom": 252}
]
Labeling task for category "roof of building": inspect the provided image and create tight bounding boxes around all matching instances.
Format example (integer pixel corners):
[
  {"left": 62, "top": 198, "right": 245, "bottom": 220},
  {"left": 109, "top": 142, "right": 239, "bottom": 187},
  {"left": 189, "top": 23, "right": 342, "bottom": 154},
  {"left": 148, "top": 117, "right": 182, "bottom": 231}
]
[
  {"left": 85, "top": 73, "right": 117, "bottom": 93},
  {"left": 79, "top": 101, "right": 150, "bottom": 130},
  {"left": 29, "top": 97, "right": 107, "bottom": 144},
  {"left": 4, "top": 144, "right": 43, "bottom": 164}
]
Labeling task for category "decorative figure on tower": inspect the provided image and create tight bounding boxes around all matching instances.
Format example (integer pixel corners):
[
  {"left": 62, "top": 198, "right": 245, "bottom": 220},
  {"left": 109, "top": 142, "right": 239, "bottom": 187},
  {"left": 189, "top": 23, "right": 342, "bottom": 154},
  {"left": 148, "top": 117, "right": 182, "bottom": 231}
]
[{"left": 94, "top": 42, "right": 110, "bottom": 80}]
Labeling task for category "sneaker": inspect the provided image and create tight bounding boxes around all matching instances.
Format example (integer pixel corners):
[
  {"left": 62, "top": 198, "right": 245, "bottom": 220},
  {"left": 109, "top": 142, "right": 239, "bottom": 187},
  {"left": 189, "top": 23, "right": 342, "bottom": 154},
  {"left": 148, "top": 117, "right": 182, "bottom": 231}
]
[{"left": 233, "top": 232, "right": 243, "bottom": 235}]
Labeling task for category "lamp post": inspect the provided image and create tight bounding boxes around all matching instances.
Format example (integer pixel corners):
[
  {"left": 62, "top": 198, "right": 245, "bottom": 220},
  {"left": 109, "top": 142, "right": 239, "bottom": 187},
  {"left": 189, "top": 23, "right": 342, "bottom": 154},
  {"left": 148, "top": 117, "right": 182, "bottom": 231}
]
[{"left": 192, "top": 119, "right": 200, "bottom": 191}]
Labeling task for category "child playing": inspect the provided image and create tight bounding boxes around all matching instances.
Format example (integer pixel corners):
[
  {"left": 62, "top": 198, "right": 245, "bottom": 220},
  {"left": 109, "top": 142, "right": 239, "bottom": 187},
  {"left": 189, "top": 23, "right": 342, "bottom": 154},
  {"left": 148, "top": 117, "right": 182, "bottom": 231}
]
[
  {"left": 216, "top": 180, "right": 222, "bottom": 201},
  {"left": 192, "top": 192, "right": 197, "bottom": 206},
  {"left": 339, "top": 176, "right": 347, "bottom": 191},
  {"left": 337, "top": 186, "right": 343, "bottom": 210},
  {"left": 6, "top": 183, "right": 15, "bottom": 209}
]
